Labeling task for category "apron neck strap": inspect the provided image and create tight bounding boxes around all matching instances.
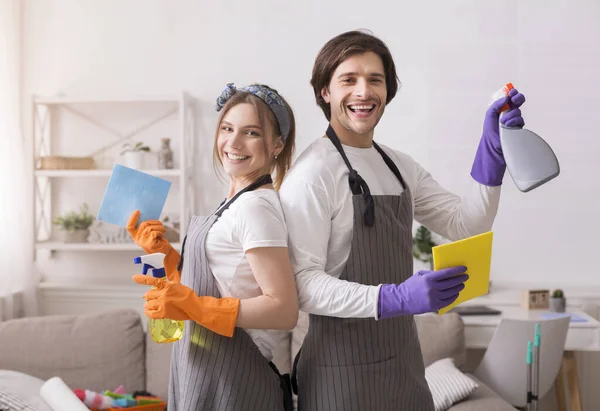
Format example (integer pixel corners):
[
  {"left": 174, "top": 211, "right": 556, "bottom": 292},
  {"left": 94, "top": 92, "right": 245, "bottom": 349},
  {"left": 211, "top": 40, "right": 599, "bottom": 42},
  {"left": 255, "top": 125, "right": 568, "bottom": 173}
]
[
  {"left": 326, "top": 125, "right": 356, "bottom": 176},
  {"left": 325, "top": 124, "right": 408, "bottom": 227},
  {"left": 177, "top": 174, "right": 273, "bottom": 272},
  {"left": 372, "top": 142, "right": 407, "bottom": 191},
  {"left": 215, "top": 174, "right": 273, "bottom": 217},
  {"left": 326, "top": 125, "right": 375, "bottom": 227}
]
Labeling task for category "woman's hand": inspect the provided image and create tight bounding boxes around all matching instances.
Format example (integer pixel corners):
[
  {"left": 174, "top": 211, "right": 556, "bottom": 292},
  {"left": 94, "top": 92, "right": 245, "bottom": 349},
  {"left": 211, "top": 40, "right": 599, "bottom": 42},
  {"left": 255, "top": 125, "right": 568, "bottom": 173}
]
[
  {"left": 127, "top": 210, "right": 171, "bottom": 255},
  {"left": 133, "top": 274, "right": 240, "bottom": 337}
]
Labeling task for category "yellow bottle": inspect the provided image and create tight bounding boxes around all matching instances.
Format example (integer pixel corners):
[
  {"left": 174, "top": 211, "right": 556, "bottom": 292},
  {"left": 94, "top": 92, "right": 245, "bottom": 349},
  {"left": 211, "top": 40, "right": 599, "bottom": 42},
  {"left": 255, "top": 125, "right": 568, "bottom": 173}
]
[{"left": 134, "top": 253, "right": 184, "bottom": 344}]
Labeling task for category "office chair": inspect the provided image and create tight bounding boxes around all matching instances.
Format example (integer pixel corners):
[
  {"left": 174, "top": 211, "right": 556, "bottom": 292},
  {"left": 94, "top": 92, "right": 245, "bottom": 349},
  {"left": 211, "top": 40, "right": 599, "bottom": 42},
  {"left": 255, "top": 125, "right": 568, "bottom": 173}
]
[{"left": 472, "top": 316, "right": 570, "bottom": 407}]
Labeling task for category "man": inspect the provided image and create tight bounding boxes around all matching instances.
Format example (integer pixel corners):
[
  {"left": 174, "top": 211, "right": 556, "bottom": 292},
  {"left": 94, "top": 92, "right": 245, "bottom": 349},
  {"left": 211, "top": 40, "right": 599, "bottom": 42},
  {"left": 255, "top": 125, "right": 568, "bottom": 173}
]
[{"left": 278, "top": 30, "right": 525, "bottom": 410}]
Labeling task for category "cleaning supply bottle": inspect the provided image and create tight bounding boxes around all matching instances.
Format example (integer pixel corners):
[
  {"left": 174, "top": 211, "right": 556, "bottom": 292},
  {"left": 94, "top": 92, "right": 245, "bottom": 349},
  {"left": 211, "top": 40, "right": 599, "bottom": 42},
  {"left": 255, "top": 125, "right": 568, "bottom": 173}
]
[
  {"left": 134, "top": 252, "right": 184, "bottom": 344},
  {"left": 493, "top": 83, "right": 560, "bottom": 192}
]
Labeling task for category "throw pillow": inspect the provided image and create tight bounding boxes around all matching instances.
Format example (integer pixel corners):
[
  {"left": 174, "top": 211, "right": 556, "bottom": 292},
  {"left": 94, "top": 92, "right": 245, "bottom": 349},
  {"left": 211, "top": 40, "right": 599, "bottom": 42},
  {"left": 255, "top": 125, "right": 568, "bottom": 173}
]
[
  {"left": 0, "top": 370, "right": 52, "bottom": 411},
  {"left": 425, "top": 357, "right": 479, "bottom": 411}
]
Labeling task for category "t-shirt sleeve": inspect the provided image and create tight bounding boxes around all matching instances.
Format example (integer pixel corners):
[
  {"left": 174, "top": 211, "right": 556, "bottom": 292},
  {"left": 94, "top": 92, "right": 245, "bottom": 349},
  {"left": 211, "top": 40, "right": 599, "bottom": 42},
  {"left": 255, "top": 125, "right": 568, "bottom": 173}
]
[{"left": 234, "top": 195, "right": 288, "bottom": 252}]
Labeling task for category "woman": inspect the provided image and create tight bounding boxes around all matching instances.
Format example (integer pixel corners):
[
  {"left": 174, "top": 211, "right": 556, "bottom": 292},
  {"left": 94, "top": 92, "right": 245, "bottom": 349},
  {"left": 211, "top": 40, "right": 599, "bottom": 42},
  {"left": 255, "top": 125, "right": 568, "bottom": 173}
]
[{"left": 127, "top": 83, "right": 298, "bottom": 411}]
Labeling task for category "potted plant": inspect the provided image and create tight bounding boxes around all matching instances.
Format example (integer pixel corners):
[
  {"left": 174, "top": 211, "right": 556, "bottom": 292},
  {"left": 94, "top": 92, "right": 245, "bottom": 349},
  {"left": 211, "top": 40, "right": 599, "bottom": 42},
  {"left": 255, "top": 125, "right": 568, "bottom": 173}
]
[
  {"left": 120, "top": 141, "right": 152, "bottom": 169},
  {"left": 550, "top": 289, "right": 566, "bottom": 313},
  {"left": 413, "top": 225, "right": 436, "bottom": 270},
  {"left": 52, "top": 203, "right": 95, "bottom": 242}
]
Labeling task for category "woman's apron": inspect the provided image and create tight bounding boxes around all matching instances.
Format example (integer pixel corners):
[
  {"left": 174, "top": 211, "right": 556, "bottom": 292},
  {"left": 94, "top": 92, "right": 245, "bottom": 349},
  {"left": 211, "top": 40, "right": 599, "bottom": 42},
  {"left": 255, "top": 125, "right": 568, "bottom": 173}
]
[
  {"left": 291, "top": 126, "right": 435, "bottom": 411},
  {"left": 170, "top": 174, "right": 293, "bottom": 411}
]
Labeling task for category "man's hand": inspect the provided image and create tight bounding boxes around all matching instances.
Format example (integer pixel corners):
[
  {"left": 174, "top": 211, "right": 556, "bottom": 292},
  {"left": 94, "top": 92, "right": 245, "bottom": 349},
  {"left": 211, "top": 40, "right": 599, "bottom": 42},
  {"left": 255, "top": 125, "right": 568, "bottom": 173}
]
[
  {"left": 471, "top": 87, "right": 526, "bottom": 186},
  {"left": 378, "top": 266, "right": 469, "bottom": 318}
]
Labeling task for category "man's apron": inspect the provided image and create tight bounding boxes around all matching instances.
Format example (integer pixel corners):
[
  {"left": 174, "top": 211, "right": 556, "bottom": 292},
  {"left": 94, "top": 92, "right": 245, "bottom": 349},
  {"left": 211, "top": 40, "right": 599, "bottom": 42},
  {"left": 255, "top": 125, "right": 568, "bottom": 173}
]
[
  {"left": 170, "top": 174, "right": 293, "bottom": 411},
  {"left": 292, "top": 125, "right": 435, "bottom": 411}
]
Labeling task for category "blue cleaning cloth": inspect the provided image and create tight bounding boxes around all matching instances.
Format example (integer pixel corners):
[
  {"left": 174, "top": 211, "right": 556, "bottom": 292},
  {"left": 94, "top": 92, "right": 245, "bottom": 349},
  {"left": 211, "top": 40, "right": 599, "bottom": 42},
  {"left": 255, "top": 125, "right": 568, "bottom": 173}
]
[
  {"left": 541, "top": 312, "right": 588, "bottom": 322},
  {"left": 97, "top": 165, "right": 171, "bottom": 228}
]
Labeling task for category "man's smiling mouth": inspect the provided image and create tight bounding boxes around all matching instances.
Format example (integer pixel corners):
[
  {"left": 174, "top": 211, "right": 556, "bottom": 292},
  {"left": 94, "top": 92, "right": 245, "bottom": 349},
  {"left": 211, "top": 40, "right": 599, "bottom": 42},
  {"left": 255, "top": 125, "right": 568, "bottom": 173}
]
[{"left": 348, "top": 104, "right": 375, "bottom": 113}]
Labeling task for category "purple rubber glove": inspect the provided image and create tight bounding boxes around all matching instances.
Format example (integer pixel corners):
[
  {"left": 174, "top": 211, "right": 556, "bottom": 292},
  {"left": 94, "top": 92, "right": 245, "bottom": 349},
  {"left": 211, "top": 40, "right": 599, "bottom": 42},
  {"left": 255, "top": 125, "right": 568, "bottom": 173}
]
[
  {"left": 378, "top": 266, "right": 469, "bottom": 318},
  {"left": 471, "top": 88, "right": 527, "bottom": 186}
]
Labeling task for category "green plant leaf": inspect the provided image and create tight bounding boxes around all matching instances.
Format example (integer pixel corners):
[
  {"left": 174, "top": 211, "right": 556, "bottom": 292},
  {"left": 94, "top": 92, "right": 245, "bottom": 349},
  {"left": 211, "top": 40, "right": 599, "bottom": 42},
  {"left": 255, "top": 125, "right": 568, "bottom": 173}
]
[
  {"left": 52, "top": 203, "right": 95, "bottom": 231},
  {"left": 413, "top": 225, "right": 437, "bottom": 264}
]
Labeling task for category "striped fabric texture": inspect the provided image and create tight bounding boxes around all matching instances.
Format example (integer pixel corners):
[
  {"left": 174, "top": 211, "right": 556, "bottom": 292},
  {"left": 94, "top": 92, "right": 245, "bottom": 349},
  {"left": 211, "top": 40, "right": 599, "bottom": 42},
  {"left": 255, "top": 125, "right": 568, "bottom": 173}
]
[
  {"left": 425, "top": 358, "right": 479, "bottom": 411},
  {"left": 296, "top": 191, "right": 435, "bottom": 411},
  {"left": 0, "top": 390, "right": 48, "bottom": 411},
  {"left": 168, "top": 214, "right": 284, "bottom": 411}
]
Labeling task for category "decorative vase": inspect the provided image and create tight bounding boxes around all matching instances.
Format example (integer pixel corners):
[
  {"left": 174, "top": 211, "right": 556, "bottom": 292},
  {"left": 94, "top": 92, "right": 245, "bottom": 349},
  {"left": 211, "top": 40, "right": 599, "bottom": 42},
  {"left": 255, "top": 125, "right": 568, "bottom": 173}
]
[
  {"left": 57, "top": 229, "right": 90, "bottom": 243},
  {"left": 158, "top": 138, "right": 174, "bottom": 169},
  {"left": 549, "top": 297, "right": 566, "bottom": 313}
]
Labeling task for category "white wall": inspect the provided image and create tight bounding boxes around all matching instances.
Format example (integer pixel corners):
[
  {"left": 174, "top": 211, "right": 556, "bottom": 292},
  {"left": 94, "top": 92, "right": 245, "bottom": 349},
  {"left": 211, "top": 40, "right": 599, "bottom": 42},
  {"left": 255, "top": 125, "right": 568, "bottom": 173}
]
[{"left": 23, "top": 0, "right": 600, "bottom": 289}]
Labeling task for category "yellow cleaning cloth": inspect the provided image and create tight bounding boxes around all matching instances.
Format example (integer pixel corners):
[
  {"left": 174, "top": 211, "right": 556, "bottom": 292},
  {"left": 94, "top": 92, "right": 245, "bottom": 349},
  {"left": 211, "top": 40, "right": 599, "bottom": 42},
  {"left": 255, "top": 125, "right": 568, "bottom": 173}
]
[{"left": 433, "top": 231, "right": 493, "bottom": 315}]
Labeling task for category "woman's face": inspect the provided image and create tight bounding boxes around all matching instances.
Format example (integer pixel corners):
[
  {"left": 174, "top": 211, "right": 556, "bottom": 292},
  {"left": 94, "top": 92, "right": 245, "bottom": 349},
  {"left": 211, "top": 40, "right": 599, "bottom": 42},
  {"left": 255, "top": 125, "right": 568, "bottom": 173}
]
[{"left": 217, "top": 103, "right": 279, "bottom": 183}]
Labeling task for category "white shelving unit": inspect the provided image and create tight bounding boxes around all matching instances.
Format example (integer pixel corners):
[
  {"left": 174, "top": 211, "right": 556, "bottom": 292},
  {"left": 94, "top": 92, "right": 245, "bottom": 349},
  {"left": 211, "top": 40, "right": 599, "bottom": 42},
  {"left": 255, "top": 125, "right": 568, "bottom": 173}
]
[
  {"left": 34, "top": 169, "right": 182, "bottom": 178},
  {"left": 32, "top": 92, "right": 195, "bottom": 256},
  {"left": 34, "top": 241, "right": 183, "bottom": 251}
]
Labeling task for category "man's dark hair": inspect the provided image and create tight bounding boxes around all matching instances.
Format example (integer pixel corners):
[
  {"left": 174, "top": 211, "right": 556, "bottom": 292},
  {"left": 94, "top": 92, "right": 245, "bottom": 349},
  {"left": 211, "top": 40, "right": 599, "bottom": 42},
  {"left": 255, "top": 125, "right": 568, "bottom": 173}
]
[{"left": 310, "top": 30, "right": 400, "bottom": 121}]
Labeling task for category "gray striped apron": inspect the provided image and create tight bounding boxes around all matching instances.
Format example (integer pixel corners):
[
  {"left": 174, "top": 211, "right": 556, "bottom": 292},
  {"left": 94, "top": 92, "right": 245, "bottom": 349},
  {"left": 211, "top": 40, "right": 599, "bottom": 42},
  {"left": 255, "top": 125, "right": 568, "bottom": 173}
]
[
  {"left": 169, "top": 175, "right": 293, "bottom": 411},
  {"left": 292, "top": 125, "right": 435, "bottom": 411}
]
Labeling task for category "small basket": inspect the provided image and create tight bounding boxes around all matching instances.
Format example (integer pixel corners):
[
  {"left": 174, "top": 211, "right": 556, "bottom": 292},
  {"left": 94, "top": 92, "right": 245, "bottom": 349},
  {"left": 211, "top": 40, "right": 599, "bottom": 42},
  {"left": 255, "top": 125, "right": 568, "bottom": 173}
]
[
  {"left": 91, "top": 401, "right": 166, "bottom": 411},
  {"left": 37, "top": 155, "right": 96, "bottom": 170}
]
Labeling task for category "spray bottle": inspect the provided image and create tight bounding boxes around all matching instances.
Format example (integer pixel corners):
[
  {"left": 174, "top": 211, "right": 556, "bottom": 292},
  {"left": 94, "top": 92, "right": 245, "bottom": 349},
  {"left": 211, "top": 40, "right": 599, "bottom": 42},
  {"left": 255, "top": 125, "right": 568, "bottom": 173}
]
[
  {"left": 492, "top": 83, "right": 560, "bottom": 192},
  {"left": 134, "top": 252, "right": 184, "bottom": 344}
]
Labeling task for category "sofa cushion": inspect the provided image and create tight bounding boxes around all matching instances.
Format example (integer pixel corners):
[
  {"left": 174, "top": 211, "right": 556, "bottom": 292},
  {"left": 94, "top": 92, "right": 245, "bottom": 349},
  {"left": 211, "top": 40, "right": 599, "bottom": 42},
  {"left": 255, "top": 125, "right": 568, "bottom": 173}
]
[
  {"left": 0, "top": 370, "right": 53, "bottom": 411},
  {"left": 447, "top": 374, "right": 516, "bottom": 411},
  {"left": 0, "top": 309, "right": 146, "bottom": 393},
  {"left": 414, "top": 313, "right": 466, "bottom": 369},
  {"left": 145, "top": 329, "right": 173, "bottom": 401},
  {"left": 425, "top": 358, "right": 478, "bottom": 411}
]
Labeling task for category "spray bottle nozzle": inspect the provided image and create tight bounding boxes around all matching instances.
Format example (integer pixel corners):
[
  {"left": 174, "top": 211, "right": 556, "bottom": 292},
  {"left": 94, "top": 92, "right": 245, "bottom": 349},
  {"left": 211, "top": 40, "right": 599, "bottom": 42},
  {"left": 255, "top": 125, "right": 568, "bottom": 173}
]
[{"left": 133, "top": 253, "right": 166, "bottom": 278}]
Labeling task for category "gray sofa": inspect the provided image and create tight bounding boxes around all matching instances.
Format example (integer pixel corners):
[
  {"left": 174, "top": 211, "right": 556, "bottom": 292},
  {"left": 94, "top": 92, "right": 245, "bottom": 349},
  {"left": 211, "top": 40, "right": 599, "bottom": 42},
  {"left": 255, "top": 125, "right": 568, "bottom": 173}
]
[{"left": 0, "top": 309, "right": 514, "bottom": 410}]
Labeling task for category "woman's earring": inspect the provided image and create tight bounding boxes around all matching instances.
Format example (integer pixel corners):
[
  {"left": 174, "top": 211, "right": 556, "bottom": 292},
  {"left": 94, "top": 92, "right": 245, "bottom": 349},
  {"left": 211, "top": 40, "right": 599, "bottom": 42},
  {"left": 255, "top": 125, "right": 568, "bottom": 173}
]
[{"left": 274, "top": 154, "right": 278, "bottom": 159}]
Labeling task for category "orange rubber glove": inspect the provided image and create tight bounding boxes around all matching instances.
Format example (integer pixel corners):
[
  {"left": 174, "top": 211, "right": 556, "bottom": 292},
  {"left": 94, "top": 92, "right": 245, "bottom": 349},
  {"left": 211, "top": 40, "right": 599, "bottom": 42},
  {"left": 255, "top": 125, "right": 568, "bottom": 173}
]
[
  {"left": 132, "top": 274, "right": 240, "bottom": 338},
  {"left": 127, "top": 210, "right": 181, "bottom": 282}
]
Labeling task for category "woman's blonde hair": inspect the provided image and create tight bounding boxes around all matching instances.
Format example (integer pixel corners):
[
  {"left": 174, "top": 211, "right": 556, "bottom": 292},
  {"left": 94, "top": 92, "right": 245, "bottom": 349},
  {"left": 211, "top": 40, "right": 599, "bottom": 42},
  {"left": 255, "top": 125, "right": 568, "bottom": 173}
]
[{"left": 212, "top": 87, "right": 296, "bottom": 190}]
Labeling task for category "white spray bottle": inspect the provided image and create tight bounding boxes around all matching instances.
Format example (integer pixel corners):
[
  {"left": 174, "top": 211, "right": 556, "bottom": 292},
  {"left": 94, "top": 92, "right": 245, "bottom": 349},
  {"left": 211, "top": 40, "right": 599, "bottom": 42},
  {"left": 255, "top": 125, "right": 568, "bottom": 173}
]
[
  {"left": 134, "top": 252, "right": 184, "bottom": 344},
  {"left": 493, "top": 83, "right": 560, "bottom": 192}
]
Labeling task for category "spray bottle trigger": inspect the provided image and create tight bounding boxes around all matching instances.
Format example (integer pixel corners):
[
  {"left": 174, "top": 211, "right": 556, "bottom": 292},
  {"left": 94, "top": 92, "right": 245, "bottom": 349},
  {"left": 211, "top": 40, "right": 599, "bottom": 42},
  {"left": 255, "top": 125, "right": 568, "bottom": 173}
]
[{"left": 142, "top": 263, "right": 155, "bottom": 275}]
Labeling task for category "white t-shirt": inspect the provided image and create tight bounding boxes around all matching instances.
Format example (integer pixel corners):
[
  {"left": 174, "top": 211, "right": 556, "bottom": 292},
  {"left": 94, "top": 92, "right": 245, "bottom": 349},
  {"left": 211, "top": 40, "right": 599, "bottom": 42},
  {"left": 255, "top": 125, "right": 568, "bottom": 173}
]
[
  {"left": 278, "top": 138, "right": 501, "bottom": 319},
  {"left": 205, "top": 189, "right": 289, "bottom": 361}
]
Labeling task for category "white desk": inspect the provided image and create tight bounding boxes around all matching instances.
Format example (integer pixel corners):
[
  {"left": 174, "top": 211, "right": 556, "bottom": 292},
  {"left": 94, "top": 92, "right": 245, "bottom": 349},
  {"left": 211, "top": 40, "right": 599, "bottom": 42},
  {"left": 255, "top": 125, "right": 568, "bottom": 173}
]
[
  {"left": 460, "top": 305, "right": 600, "bottom": 352},
  {"left": 459, "top": 301, "right": 600, "bottom": 411}
]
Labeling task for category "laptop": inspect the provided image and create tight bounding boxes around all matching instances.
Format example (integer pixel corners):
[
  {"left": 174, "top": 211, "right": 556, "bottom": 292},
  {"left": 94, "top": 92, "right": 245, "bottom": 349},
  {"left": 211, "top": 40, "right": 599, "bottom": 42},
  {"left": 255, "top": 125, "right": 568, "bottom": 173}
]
[{"left": 450, "top": 305, "right": 502, "bottom": 316}]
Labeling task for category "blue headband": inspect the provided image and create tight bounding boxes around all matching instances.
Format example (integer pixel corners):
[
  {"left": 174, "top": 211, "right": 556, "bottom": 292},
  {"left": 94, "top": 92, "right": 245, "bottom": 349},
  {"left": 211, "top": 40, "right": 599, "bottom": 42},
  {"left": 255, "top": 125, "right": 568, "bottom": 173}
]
[{"left": 215, "top": 83, "right": 291, "bottom": 143}]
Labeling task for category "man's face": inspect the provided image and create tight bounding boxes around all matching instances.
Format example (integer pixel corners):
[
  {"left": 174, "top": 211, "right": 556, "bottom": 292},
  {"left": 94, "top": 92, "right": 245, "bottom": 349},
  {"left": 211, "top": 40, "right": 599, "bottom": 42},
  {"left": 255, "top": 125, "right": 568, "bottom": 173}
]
[{"left": 322, "top": 51, "right": 387, "bottom": 140}]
